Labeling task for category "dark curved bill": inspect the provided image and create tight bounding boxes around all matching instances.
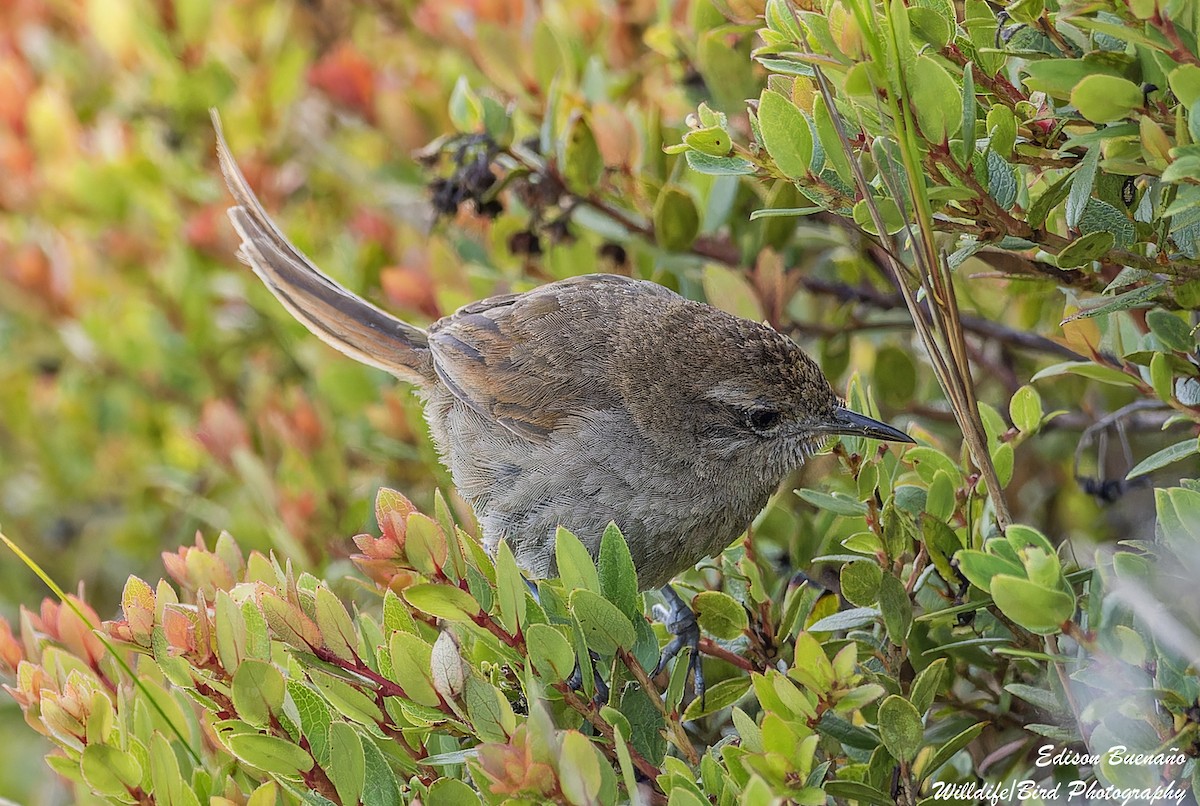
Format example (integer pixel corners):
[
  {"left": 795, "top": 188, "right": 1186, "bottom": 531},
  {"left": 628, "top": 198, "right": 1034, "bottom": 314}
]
[{"left": 816, "top": 408, "right": 915, "bottom": 443}]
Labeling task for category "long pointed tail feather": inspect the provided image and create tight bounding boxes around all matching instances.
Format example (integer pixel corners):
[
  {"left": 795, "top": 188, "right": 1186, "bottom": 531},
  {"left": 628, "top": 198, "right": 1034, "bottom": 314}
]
[{"left": 211, "top": 110, "right": 435, "bottom": 385}]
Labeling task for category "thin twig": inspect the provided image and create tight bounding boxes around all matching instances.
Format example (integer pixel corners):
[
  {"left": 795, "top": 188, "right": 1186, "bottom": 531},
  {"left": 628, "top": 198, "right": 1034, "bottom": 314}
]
[
  {"left": 797, "top": 19, "right": 1014, "bottom": 530},
  {"left": 618, "top": 648, "right": 700, "bottom": 765}
]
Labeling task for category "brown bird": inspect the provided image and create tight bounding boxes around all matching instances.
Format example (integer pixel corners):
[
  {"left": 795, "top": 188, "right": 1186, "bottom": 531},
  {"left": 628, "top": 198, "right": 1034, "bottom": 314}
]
[{"left": 212, "top": 113, "right": 913, "bottom": 688}]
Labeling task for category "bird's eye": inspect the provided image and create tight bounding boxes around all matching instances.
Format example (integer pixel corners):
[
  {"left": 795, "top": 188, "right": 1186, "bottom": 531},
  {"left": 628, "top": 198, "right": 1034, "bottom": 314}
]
[{"left": 746, "top": 408, "right": 783, "bottom": 434}]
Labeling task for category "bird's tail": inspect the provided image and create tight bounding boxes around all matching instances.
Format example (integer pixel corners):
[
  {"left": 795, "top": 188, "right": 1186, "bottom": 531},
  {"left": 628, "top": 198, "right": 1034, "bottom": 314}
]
[{"left": 212, "top": 110, "right": 435, "bottom": 385}]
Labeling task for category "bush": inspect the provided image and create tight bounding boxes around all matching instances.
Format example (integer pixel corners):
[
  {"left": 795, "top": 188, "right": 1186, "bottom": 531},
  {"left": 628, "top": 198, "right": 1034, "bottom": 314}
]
[{"left": 2, "top": 0, "right": 1199, "bottom": 803}]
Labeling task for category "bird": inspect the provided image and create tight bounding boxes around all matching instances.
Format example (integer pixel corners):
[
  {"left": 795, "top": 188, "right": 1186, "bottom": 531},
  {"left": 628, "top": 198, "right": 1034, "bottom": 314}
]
[{"left": 211, "top": 112, "right": 913, "bottom": 690}]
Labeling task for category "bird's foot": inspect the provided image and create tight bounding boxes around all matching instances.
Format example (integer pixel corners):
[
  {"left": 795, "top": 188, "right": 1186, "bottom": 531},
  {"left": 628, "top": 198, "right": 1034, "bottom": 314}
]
[{"left": 652, "top": 585, "right": 705, "bottom": 705}]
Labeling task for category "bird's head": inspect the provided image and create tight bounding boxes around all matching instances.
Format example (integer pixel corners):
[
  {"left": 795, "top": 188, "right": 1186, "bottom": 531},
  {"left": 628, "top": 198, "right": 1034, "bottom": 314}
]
[{"left": 630, "top": 306, "right": 914, "bottom": 484}]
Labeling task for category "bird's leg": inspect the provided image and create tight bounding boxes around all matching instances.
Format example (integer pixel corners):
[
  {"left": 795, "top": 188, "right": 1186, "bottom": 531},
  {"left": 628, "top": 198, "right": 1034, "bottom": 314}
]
[
  {"left": 653, "top": 585, "right": 705, "bottom": 703},
  {"left": 530, "top": 578, "right": 609, "bottom": 703},
  {"left": 566, "top": 651, "right": 610, "bottom": 705}
]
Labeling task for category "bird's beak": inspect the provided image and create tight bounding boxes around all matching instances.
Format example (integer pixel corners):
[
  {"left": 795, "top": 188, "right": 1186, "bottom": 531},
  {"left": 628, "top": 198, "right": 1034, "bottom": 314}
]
[{"left": 813, "top": 408, "right": 915, "bottom": 444}]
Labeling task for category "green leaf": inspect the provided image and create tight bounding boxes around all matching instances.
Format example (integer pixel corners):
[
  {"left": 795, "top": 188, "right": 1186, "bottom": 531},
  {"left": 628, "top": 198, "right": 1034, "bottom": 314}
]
[
  {"left": 909, "top": 658, "right": 947, "bottom": 716},
  {"left": 765, "top": 0, "right": 804, "bottom": 39},
  {"left": 653, "top": 185, "right": 700, "bottom": 251},
  {"left": 808, "top": 606, "right": 881, "bottom": 632},
  {"left": 287, "top": 683, "right": 332, "bottom": 768},
  {"left": 1023, "top": 58, "right": 1123, "bottom": 100},
  {"left": 561, "top": 115, "right": 604, "bottom": 194},
  {"left": 990, "top": 575, "right": 1075, "bottom": 634},
  {"left": 1080, "top": 198, "right": 1134, "bottom": 248},
  {"left": 683, "top": 125, "right": 734, "bottom": 157},
  {"left": 791, "top": 631, "right": 835, "bottom": 693},
  {"left": 1008, "top": 386, "right": 1046, "bottom": 434},
  {"left": 682, "top": 677, "right": 752, "bottom": 721},
  {"left": 427, "top": 778, "right": 482, "bottom": 805},
  {"left": 405, "top": 513, "right": 448, "bottom": 575},
  {"left": 1071, "top": 75, "right": 1143, "bottom": 124},
  {"left": 1163, "top": 154, "right": 1200, "bottom": 184},
  {"left": 813, "top": 95, "right": 853, "bottom": 183},
  {"left": 759, "top": 89, "right": 814, "bottom": 179},
  {"left": 835, "top": 683, "right": 886, "bottom": 713},
  {"left": 694, "top": 591, "right": 749, "bottom": 640},
  {"left": 361, "top": 736, "right": 400, "bottom": 806},
  {"left": 919, "top": 721, "right": 987, "bottom": 782},
  {"left": 494, "top": 540, "right": 525, "bottom": 635},
  {"left": 1170, "top": 64, "right": 1200, "bottom": 107},
  {"left": 757, "top": 57, "right": 816, "bottom": 77},
  {"left": 526, "top": 623, "right": 577, "bottom": 682},
  {"left": 1150, "top": 352, "right": 1173, "bottom": 401},
  {"left": 1126, "top": 438, "right": 1200, "bottom": 479},
  {"left": 852, "top": 195, "right": 908, "bottom": 235},
  {"left": 1007, "top": 0, "right": 1043, "bottom": 24},
  {"left": 383, "top": 589, "right": 418, "bottom": 636},
  {"left": 1061, "top": 283, "right": 1167, "bottom": 322},
  {"left": 909, "top": 6, "right": 951, "bottom": 48},
  {"left": 796, "top": 488, "right": 869, "bottom": 516},
  {"left": 877, "top": 695, "right": 924, "bottom": 763},
  {"left": 148, "top": 732, "right": 184, "bottom": 805},
  {"left": 1071, "top": 16, "right": 1168, "bottom": 50},
  {"left": 314, "top": 586, "right": 358, "bottom": 663},
  {"left": 956, "top": 61, "right": 977, "bottom": 167},
  {"left": 985, "top": 150, "right": 1017, "bottom": 210},
  {"left": 1005, "top": 683, "right": 1063, "bottom": 713},
  {"left": 448, "top": 76, "right": 482, "bottom": 132},
  {"left": 1152, "top": 484, "right": 1200, "bottom": 566},
  {"left": 1005, "top": 523, "right": 1056, "bottom": 556},
  {"left": 403, "top": 584, "right": 481, "bottom": 621},
  {"left": 925, "top": 471, "right": 956, "bottom": 521},
  {"left": 227, "top": 734, "right": 314, "bottom": 778},
  {"left": 1055, "top": 231, "right": 1115, "bottom": 268},
  {"left": 954, "top": 549, "right": 1024, "bottom": 593},
  {"left": 464, "top": 677, "right": 515, "bottom": 742},
  {"left": 1027, "top": 170, "right": 1075, "bottom": 230},
  {"left": 214, "top": 590, "right": 244, "bottom": 672},
  {"left": 388, "top": 631, "right": 440, "bottom": 707},
  {"left": 232, "top": 659, "right": 285, "bottom": 729},
  {"left": 570, "top": 589, "right": 637, "bottom": 655},
  {"left": 620, "top": 685, "right": 667, "bottom": 765},
  {"left": 748, "top": 206, "right": 824, "bottom": 219},
  {"left": 905, "top": 447, "right": 962, "bottom": 484},
  {"left": 817, "top": 711, "right": 881, "bottom": 750},
  {"left": 908, "top": 55, "right": 961, "bottom": 143},
  {"left": 685, "top": 150, "right": 755, "bottom": 175},
  {"left": 1147, "top": 310, "right": 1196, "bottom": 352},
  {"left": 1066, "top": 146, "right": 1100, "bottom": 230},
  {"left": 307, "top": 669, "right": 386, "bottom": 726},
  {"left": 555, "top": 526, "right": 600, "bottom": 594},
  {"left": 840, "top": 561, "right": 883, "bottom": 607},
  {"left": 878, "top": 574, "right": 912, "bottom": 645},
  {"left": 823, "top": 780, "right": 895, "bottom": 806},
  {"left": 560, "top": 729, "right": 605, "bottom": 806},
  {"left": 986, "top": 105, "right": 1016, "bottom": 158},
  {"left": 80, "top": 745, "right": 143, "bottom": 798},
  {"left": 327, "top": 723, "right": 365, "bottom": 806},
  {"left": 1030, "top": 361, "right": 1139, "bottom": 387}
]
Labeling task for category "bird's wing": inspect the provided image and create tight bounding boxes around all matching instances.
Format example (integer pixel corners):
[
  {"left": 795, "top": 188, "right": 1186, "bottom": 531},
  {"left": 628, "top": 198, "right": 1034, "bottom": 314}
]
[{"left": 428, "top": 274, "right": 672, "bottom": 440}]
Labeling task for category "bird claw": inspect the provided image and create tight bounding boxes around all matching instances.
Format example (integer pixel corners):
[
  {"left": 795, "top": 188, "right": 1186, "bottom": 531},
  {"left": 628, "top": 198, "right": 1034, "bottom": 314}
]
[{"left": 652, "top": 586, "right": 706, "bottom": 706}]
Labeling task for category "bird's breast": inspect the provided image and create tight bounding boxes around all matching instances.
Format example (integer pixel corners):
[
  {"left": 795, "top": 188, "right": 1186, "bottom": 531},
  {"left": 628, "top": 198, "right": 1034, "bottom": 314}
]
[{"left": 422, "top": 390, "right": 779, "bottom": 589}]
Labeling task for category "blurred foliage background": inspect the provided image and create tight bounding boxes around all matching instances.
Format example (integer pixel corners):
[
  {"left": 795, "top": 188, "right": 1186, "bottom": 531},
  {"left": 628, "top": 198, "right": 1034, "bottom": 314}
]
[{"left": 0, "top": 0, "right": 1193, "bottom": 801}]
